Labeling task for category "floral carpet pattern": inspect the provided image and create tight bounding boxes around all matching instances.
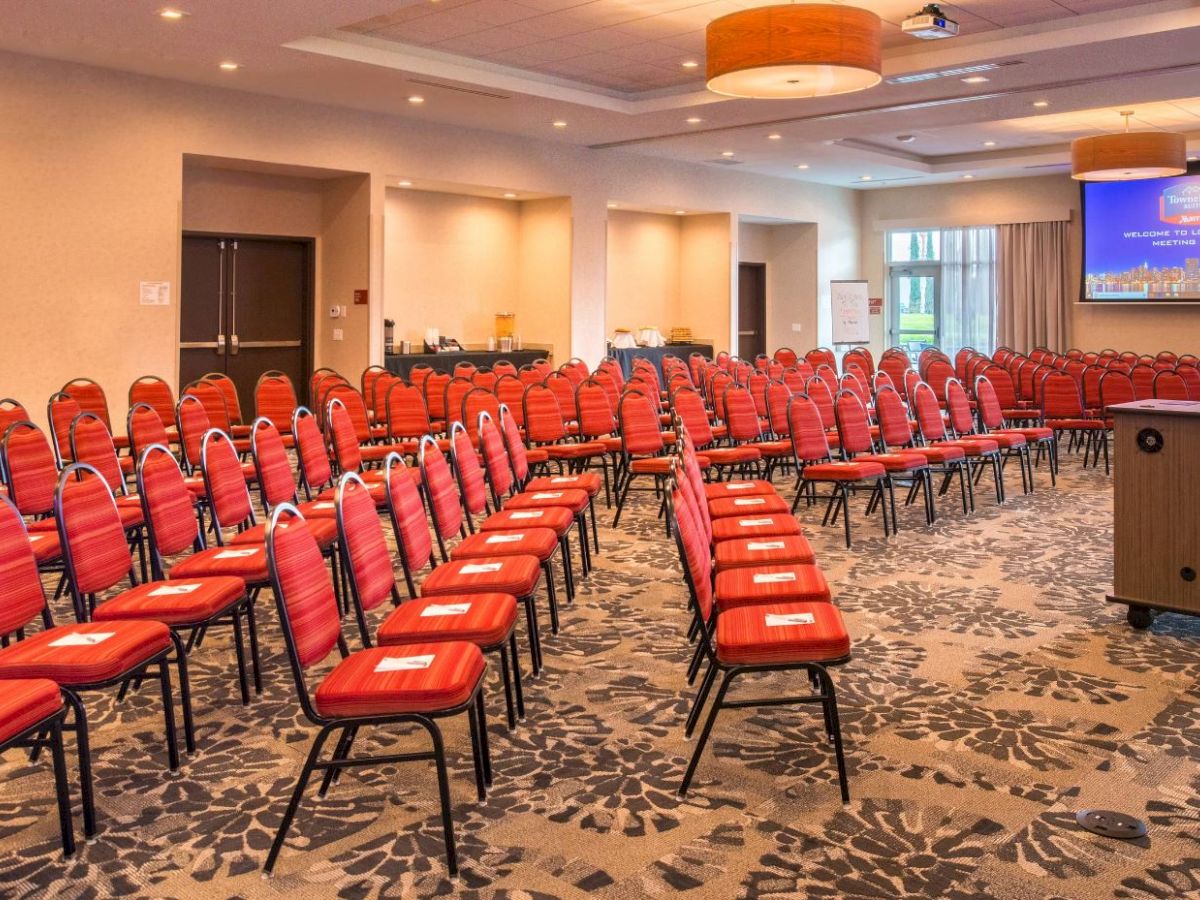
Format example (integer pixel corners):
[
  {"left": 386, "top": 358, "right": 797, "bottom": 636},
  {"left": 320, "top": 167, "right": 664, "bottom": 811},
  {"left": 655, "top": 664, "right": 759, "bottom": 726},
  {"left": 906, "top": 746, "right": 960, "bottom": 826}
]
[{"left": 1, "top": 458, "right": 1198, "bottom": 899}]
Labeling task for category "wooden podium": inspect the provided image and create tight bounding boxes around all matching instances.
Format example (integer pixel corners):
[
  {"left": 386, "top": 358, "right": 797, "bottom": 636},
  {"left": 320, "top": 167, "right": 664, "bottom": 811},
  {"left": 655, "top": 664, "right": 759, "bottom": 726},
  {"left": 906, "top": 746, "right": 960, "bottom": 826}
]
[{"left": 1108, "top": 399, "right": 1200, "bottom": 628}]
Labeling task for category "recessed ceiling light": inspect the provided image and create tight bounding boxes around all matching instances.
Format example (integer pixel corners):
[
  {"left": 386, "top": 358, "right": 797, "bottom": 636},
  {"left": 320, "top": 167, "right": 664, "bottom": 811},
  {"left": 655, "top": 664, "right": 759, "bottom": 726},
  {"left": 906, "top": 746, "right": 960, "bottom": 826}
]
[
  {"left": 896, "top": 134, "right": 916, "bottom": 143},
  {"left": 796, "top": 164, "right": 810, "bottom": 170},
  {"left": 961, "top": 75, "right": 989, "bottom": 84},
  {"left": 607, "top": 202, "right": 618, "bottom": 209},
  {"left": 767, "top": 133, "right": 782, "bottom": 140},
  {"left": 503, "top": 192, "right": 517, "bottom": 198},
  {"left": 408, "top": 95, "right": 425, "bottom": 104},
  {"left": 1032, "top": 100, "right": 1049, "bottom": 108},
  {"left": 681, "top": 60, "right": 699, "bottom": 69},
  {"left": 552, "top": 120, "right": 567, "bottom": 129},
  {"left": 963, "top": 174, "right": 974, "bottom": 179},
  {"left": 218, "top": 61, "right": 239, "bottom": 71},
  {"left": 721, "top": 151, "right": 735, "bottom": 157},
  {"left": 859, "top": 175, "right": 872, "bottom": 181},
  {"left": 159, "top": 8, "right": 186, "bottom": 20},
  {"left": 983, "top": 140, "right": 997, "bottom": 147},
  {"left": 398, "top": 180, "right": 413, "bottom": 187},
  {"left": 686, "top": 117, "right": 703, "bottom": 124},
  {"left": 675, "top": 210, "right": 687, "bottom": 215}
]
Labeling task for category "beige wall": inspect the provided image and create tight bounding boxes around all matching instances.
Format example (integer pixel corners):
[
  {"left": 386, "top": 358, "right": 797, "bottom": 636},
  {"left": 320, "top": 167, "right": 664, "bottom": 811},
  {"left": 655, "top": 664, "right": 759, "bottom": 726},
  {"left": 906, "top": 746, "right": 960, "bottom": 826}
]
[
  {"left": 606, "top": 211, "right": 682, "bottom": 338},
  {"left": 737, "top": 221, "right": 820, "bottom": 354},
  {"left": 517, "top": 198, "right": 572, "bottom": 363},
  {"left": 678, "top": 214, "right": 733, "bottom": 350},
  {"left": 182, "top": 167, "right": 325, "bottom": 237},
  {"left": 860, "top": 173, "right": 1200, "bottom": 356},
  {"left": 318, "top": 175, "right": 371, "bottom": 377}
]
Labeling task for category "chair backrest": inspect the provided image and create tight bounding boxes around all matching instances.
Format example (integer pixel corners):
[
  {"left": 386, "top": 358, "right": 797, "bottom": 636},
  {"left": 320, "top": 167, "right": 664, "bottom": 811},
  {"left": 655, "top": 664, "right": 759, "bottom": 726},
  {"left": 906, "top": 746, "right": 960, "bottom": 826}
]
[
  {"left": 495, "top": 375, "right": 526, "bottom": 426},
  {"left": 911, "top": 382, "right": 948, "bottom": 442},
  {"left": 746, "top": 371, "right": 770, "bottom": 417},
  {"left": 839, "top": 372, "right": 870, "bottom": 406},
  {"left": 443, "top": 377, "right": 474, "bottom": 428},
  {"left": 478, "top": 411, "right": 516, "bottom": 500},
  {"left": 418, "top": 435, "right": 465, "bottom": 545},
  {"left": 1099, "top": 370, "right": 1136, "bottom": 409},
  {"left": 670, "top": 387, "right": 714, "bottom": 446},
  {"left": 453, "top": 361, "right": 477, "bottom": 379},
  {"left": 944, "top": 378, "right": 976, "bottom": 436},
  {"left": 1040, "top": 370, "right": 1085, "bottom": 419},
  {"left": 545, "top": 371, "right": 578, "bottom": 423},
  {"left": 137, "top": 444, "right": 202, "bottom": 571},
  {"left": 55, "top": 464, "right": 132, "bottom": 599},
  {"left": 523, "top": 383, "right": 568, "bottom": 444},
  {"left": 787, "top": 394, "right": 832, "bottom": 462},
  {"left": 1153, "top": 369, "right": 1190, "bottom": 400},
  {"left": 833, "top": 389, "right": 874, "bottom": 456},
  {"left": 576, "top": 378, "right": 617, "bottom": 440},
  {"left": 462, "top": 388, "right": 501, "bottom": 442},
  {"left": 360, "top": 365, "right": 390, "bottom": 415},
  {"left": 201, "top": 429, "right": 255, "bottom": 534},
  {"left": 668, "top": 486, "right": 714, "bottom": 625},
  {"left": 313, "top": 374, "right": 350, "bottom": 426},
  {"left": 203, "top": 372, "right": 244, "bottom": 425},
  {"left": 499, "top": 404, "right": 533, "bottom": 483},
  {"left": 773, "top": 347, "right": 798, "bottom": 367},
  {"left": 617, "top": 389, "right": 664, "bottom": 457},
  {"left": 471, "top": 367, "right": 498, "bottom": 393},
  {"left": 250, "top": 417, "right": 297, "bottom": 511},
  {"left": 310, "top": 367, "right": 340, "bottom": 399},
  {"left": 1131, "top": 364, "right": 1157, "bottom": 400},
  {"left": 1178, "top": 353, "right": 1199, "bottom": 367},
  {"left": 764, "top": 380, "right": 792, "bottom": 436},
  {"left": 368, "top": 371, "right": 403, "bottom": 423},
  {"left": 255, "top": 372, "right": 299, "bottom": 432},
  {"left": 979, "top": 365, "right": 1018, "bottom": 409},
  {"left": 127, "top": 402, "right": 172, "bottom": 462},
  {"left": 336, "top": 472, "right": 397, "bottom": 623},
  {"left": 1176, "top": 364, "right": 1200, "bottom": 398},
  {"left": 1, "top": 422, "right": 59, "bottom": 518},
  {"left": 47, "top": 392, "right": 81, "bottom": 465},
  {"left": 408, "top": 364, "right": 433, "bottom": 398},
  {"left": 61, "top": 378, "right": 112, "bottom": 431},
  {"left": 129, "top": 376, "right": 176, "bottom": 428},
  {"left": 924, "top": 359, "right": 955, "bottom": 402},
  {"left": 723, "top": 386, "right": 762, "bottom": 443},
  {"left": 804, "top": 376, "right": 836, "bottom": 430},
  {"left": 879, "top": 353, "right": 912, "bottom": 395},
  {"left": 493, "top": 360, "right": 518, "bottom": 378},
  {"left": 1156, "top": 350, "right": 1178, "bottom": 364},
  {"left": 450, "top": 422, "right": 490, "bottom": 517},
  {"left": 0, "top": 495, "right": 49, "bottom": 635},
  {"left": 325, "top": 385, "right": 372, "bottom": 444},
  {"left": 326, "top": 397, "right": 365, "bottom": 475},
  {"left": 384, "top": 381, "right": 434, "bottom": 441},
  {"left": 805, "top": 348, "right": 837, "bottom": 372},
  {"left": 974, "top": 376, "right": 1005, "bottom": 431},
  {"left": 69, "top": 413, "right": 127, "bottom": 496},
  {"left": 902, "top": 369, "right": 923, "bottom": 402},
  {"left": 384, "top": 453, "right": 435, "bottom": 593},
  {"left": 175, "top": 394, "right": 212, "bottom": 471},
  {"left": 873, "top": 385, "right": 912, "bottom": 449},
  {"left": 424, "top": 371, "right": 451, "bottom": 420},
  {"left": 183, "top": 379, "right": 233, "bottom": 432},
  {"left": 564, "top": 357, "right": 590, "bottom": 383}
]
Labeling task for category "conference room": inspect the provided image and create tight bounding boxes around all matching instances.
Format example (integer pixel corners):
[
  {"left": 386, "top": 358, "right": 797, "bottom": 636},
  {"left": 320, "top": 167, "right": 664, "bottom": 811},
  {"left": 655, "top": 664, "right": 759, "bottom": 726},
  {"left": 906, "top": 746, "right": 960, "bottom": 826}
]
[{"left": 2, "top": 1, "right": 1199, "bottom": 897}]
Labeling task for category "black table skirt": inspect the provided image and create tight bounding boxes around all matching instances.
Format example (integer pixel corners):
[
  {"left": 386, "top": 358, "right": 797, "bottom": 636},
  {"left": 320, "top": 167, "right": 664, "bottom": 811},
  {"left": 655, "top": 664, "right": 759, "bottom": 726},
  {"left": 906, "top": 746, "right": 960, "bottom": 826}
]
[
  {"left": 611, "top": 344, "right": 713, "bottom": 381},
  {"left": 384, "top": 349, "right": 548, "bottom": 379}
]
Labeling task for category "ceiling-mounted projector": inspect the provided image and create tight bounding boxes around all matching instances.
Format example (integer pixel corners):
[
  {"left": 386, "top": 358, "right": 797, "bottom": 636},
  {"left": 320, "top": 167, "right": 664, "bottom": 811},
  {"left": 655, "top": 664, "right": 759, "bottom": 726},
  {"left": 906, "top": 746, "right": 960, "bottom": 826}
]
[{"left": 902, "top": 4, "right": 959, "bottom": 39}]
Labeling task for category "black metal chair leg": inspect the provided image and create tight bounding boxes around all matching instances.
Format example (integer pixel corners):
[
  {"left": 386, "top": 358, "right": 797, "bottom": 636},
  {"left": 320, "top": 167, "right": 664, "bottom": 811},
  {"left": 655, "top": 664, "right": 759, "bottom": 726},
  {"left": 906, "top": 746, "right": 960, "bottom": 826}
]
[
  {"left": 684, "top": 659, "right": 718, "bottom": 736},
  {"left": 679, "top": 670, "right": 735, "bottom": 797},
  {"left": 157, "top": 658, "right": 180, "bottom": 772},
  {"left": 509, "top": 631, "right": 525, "bottom": 720},
  {"left": 48, "top": 717, "right": 75, "bottom": 857},
  {"left": 264, "top": 726, "right": 333, "bottom": 875}
]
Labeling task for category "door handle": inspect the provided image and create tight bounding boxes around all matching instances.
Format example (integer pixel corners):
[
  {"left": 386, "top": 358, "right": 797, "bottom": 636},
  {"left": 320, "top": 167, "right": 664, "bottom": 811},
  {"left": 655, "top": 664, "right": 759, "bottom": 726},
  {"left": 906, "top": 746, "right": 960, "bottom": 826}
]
[
  {"left": 216, "top": 334, "right": 226, "bottom": 355},
  {"left": 229, "top": 333, "right": 239, "bottom": 356},
  {"left": 236, "top": 340, "right": 302, "bottom": 349},
  {"left": 228, "top": 241, "right": 239, "bottom": 356},
  {"left": 738, "top": 330, "right": 757, "bottom": 336}
]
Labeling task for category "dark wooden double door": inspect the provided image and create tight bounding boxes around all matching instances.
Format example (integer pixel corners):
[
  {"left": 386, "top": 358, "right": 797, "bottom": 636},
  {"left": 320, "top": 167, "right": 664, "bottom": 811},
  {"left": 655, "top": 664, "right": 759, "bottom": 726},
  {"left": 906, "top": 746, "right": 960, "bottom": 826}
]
[
  {"left": 738, "top": 262, "right": 766, "bottom": 360},
  {"left": 180, "top": 234, "right": 313, "bottom": 415}
]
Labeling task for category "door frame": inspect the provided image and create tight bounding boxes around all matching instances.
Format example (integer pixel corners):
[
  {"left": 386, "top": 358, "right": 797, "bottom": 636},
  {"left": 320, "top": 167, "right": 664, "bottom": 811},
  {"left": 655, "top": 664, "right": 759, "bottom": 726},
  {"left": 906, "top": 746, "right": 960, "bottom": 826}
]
[
  {"left": 887, "top": 264, "right": 940, "bottom": 362},
  {"left": 179, "top": 231, "right": 317, "bottom": 400},
  {"left": 737, "top": 261, "right": 767, "bottom": 360}
]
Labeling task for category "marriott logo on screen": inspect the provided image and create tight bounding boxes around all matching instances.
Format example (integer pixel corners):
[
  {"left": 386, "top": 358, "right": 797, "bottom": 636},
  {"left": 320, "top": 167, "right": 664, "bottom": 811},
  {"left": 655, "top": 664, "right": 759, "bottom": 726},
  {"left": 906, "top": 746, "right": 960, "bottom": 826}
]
[{"left": 1160, "top": 184, "right": 1200, "bottom": 225}]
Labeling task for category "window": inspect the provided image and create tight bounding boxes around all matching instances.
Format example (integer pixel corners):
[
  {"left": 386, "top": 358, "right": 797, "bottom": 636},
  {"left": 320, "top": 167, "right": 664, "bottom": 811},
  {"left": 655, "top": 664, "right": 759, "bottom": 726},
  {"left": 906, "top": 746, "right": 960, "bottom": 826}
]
[{"left": 886, "top": 227, "right": 996, "bottom": 362}]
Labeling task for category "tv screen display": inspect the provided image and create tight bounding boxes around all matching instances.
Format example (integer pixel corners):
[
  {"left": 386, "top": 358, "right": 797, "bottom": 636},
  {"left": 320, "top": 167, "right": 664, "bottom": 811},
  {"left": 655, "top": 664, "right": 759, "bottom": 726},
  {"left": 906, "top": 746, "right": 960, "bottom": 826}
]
[{"left": 1082, "top": 169, "right": 1200, "bottom": 302}]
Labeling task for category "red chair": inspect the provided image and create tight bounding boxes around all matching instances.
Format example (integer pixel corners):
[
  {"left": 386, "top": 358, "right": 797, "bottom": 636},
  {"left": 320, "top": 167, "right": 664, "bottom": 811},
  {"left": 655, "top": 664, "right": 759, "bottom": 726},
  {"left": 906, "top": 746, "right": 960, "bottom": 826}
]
[
  {"left": 945, "top": 379, "right": 1025, "bottom": 499},
  {"left": 61, "top": 378, "right": 126, "bottom": 449},
  {"left": 773, "top": 347, "right": 798, "bottom": 367},
  {"left": 183, "top": 380, "right": 248, "bottom": 451},
  {"left": 262, "top": 503, "right": 489, "bottom": 877},
  {"left": 522, "top": 383, "right": 607, "bottom": 475},
  {"left": 805, "top": 348, "right": 837, "bottom": 372},
  {"left": 367, "top": 370, "right": 402, "bottom": 427},
  {"left": 254, "top": 371, "right": 299, "bottom": 440},
  {"left": 327, "top": 397, "right": 391, "bottom": 477},
  {"left": 176, "top": 394, "right": 255, "bottom": 481},
  {"left": 47, "top": 392, "right": 82, "bottom": 467},
  {"left": 1131, "top": 364, "right": 1157, "bottom": 401},
  {"left": 360, "top": 365, "right": 391, "bottom": 416},
  {"left": 128, "top": 376, "right": 177, "bottom": 432},
  {"left": 574, "top": 378, "right": 620, "bottom": 504},
  {"left": 974, "top": 376, "right": 1056, "bottom": 484},
  {"left": 336, "top": 471, "right": 525, "bottom": 729},
  {"left": 612, "top": 389, "right": 674, "bottom": 528},
  {"left": 128, "top": 403, "right": 207, "bottom": 502},
  {"left": 910, "top": 382, "right": 1003, "bottom": 507},
  {"left": 1039, "top": 370, "right": 1107, "bottom": 467},
  {"left": 667, "top": 485, "right": 849, "bottom": 800},
  {"left": 1154, "top": 369, "right": 1190, "bottom": 400},
  {"left": 384, "top": 381, "right": 433, "bottom": 449},
  {"left": 442, "top": 377, "right": 474, "bottom": 430},
  {"left": 495, "top": 375, "right": 527, "bottom": 428},
  {"left": 1177, "top": 364, "right": 1200, "bottom": 399},
  {"left": 874, "top": 385, "right": 970, "bottom": 515},
  {"left": 250, "top": 418, "right": 334, "bottom": 520},
  {"left": 201, "top": 373, "right": 251, "bottom": 437},
  {"left": 462, "top": 387, "right": 501, "bottom": 444}
]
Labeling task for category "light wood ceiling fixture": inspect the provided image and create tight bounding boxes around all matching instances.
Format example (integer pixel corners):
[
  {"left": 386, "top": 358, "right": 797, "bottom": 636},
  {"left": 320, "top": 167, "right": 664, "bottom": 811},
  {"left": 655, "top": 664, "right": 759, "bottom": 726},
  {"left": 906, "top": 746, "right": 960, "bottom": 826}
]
[{"left": 1071, "top": 111, "right": 1188, "bottom": 181}]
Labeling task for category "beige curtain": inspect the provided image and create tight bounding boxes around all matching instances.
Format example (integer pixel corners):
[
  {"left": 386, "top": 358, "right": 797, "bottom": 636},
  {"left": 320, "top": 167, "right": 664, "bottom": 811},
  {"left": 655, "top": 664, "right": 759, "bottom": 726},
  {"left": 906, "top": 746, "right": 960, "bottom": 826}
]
[{"left": 996, "top": 220, "right": 1071, "bottom": 352}]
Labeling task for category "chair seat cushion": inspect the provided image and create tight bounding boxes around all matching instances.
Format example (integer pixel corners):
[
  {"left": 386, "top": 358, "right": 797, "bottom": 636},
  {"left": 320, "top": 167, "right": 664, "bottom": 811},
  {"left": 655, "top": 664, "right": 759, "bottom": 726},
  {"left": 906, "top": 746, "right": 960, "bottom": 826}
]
[
  {"left": 998, "top": 426, "right": 1054, "bottom": 441},
  {"left": 710, "top": 514, "right": 802, "bottom": 542},
  {"left": 0, "top": 621, "right": 171, "bottom": 685},
  {"left": 802, "top": 461, "right": 886, "bottom": 481},
  {"left": 940, "top": 438, "right": 1000, "bottom": 456},
  {"left": 359, "top": 444, "right": 394, "bottom": 463},
  {"left": 542, "top": 442, "right": 607, "bottom": 460},
  {"left": 450, "top": 528, "right": 558, "bottom": 563},
  {"left": 169, "top": 544, "right": 270, "bottom": 584},
  {"left": 317, "top": 481, "right": 390, "bottom": 507},
  {"left": 700, "top": 446, "right": 762, "bottom": 466},
  {"left": 0, "top": 679, "right": 63, "bottom": 745},
  {"left": 905, "top": 445, "right": 964, "bottom": 463},
  {"left": 597, "top": 437, "right": 623, "bottom": 453},
  {"left": 481, "top": 506, "right": 574, "bottom": 535},
  {"left": 314, "top": 641, "right": 486, "bottom": 719},
  {"left": 525, "top": 448, "right": 550, "bottom": 465},
  {"left": 296, "top": 499, "right": 338, "bottom": 519},
  {"left": 717, "top": 602, "right": 850, "bottom": 665},
  {"left": 1045, "top": 418, "right": 1105, "bottom": 430},
  {"left": 92, "top": 577, "right": 245, "bottom": 626},
  {"left": 980, "top": 432, "right": 1026, "bottom": 449},
  {"left": 714, "top": 534, "right": 816, "bottom": 572},
  {"left": 503, "top": 489, "right": 589, "bottom": 514},
  {"left": 703, "top": 480, "right": 777, "bottom": 500},
  {"left": 184, "top": 475, "right": 207, "bottom": 496},
  {"left": 715, "top": 564, "right": 831, "bottom": 610},
  {"left": 628, "top": 457, "right": 671, "bottom": 475},
  {"left": 422, "top": 555, "right": 542, "bottom": 598},
  {"left": 524, "top": 473, "right": 601, "bottom": 497},
  {"left": 377, "top": 595, "right": 518, "bottom": 648},
  {"left": 707, "top": 493, "right": 791, "bottom": 519},
  {"left": 750, "top": 440, "right": 792, "bottom": 458},
  {"left": 232, "top": 516, "right": 338, "bottom": 550},
  {"left": 25, "top": 531, "right": 62, "bottom": 564},
  {"left": 856, "top": 452, "right": 928, "bottom": 472}
]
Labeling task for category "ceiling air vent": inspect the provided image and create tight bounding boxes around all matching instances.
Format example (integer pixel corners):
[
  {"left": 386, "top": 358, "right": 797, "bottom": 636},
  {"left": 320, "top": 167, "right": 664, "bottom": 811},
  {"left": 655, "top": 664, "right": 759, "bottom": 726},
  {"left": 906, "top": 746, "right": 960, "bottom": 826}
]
[
  {"left": 406, "top": 78, "right": 511, "bottom": 101},
  {"left": 886, "top": 60, "right": 1022, "bottom": 85},
  {"left": 710, "top": 158, "right": 744, "bottom": 165}
]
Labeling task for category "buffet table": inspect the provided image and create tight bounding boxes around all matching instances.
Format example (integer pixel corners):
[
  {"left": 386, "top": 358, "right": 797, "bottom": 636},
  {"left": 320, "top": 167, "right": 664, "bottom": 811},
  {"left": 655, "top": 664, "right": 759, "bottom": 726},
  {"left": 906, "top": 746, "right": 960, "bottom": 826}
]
[
  {"left": 384, "top": 347, "right": 550, "bottom": 379},
  {"left": 611, "top": 343, "right": 714, "bottom": 380}
]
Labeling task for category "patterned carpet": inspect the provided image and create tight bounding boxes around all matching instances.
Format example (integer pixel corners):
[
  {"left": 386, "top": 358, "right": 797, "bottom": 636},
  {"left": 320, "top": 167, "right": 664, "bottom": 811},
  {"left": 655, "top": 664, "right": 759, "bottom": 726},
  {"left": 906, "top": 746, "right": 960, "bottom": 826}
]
[{"left": 2, "top": 456, "right": 1199, "bottom": 899}]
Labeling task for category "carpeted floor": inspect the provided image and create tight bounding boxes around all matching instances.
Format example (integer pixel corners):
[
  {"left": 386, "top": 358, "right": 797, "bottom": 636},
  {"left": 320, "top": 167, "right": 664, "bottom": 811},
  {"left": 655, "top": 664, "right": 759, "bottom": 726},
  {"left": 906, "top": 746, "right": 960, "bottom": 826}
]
[{"left": 2, "top": 456, "right": 1199, "bottom": 899}]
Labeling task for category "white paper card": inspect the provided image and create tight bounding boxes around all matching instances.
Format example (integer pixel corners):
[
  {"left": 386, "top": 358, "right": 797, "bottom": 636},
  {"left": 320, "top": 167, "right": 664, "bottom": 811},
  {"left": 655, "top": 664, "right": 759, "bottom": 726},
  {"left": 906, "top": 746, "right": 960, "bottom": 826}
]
[
  {"left": 486, "top": 534, "right": 524, "bottom": 543},
  {"left": 510, "top": 511, "right": 543, "bottom": 519},
  {"left": 753, "top": 572, "right": 797, "bottom": 584},
  {"left": 739, "top": 518, "right": 773, "bottom": 526},
  {"left": 50, "top": 632, "right": 115, "bottom": 647},
  {"left": 421, "top": 603, "right": 471, "bottom": 617},
  {"left": 747, "top": 541, "right": 786, "bottom": 551},
  {"left": 149, "top": 583, "right": 202, "bottom": 596},
  {"left": 549, "top": 477, "right": 576, "bottom": 484},
  {"left": 733, "top": 498, "right": 766, "bottom": 506},
  {"left": 532, "top": 492, "right": 563, "bottom": 499},
  {"left": 460, "top": 562, "right": 503, "bottom": 574},
  {"left": 312, "top": 502, "right": 335, "bottom": 510},
  {"left": 765, "top": 613, "right": 815, "bottom": 627},
  {"left": 215, "top": 548, "right": 259, "bottom": 558},
  {"left": 374, "top": 654, "right": 435, "bottom": 672},
  {"left": 27, "top": 534, "right": 44, "bottom": 542},
  {"left": 726, "top": 483, "right": 756, "bottom": 490}
]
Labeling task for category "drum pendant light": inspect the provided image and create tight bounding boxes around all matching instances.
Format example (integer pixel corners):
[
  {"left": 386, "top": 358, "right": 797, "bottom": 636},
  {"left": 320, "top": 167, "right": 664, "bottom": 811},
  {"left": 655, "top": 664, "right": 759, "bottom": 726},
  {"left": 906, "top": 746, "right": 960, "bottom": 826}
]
[
  {"left": 1071, "top": 111, "right": 1187, "bottom": 181},
  {"left": 706, "top": 3, "right": 882, "bottom": 99}
]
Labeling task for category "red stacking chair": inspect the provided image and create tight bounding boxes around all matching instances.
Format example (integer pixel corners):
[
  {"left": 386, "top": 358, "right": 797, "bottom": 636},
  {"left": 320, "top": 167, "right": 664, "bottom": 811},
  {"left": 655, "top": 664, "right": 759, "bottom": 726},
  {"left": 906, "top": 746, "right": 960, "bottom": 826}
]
[
  {"left": 47, "top": 392, "right": 82, "bottom": 467},
  {"left": 0, "top": 493, "right": 184, "bottom": 843},
  {"left": 254, "top": 371, "right": 299, "bottom": 442},
  {"left": 0, "top": 678, "right": 75, "bottom": 855},
  {"left": 250, "top": 417, "right": 334, "bottom": 521},
  {"left": 1039, "top": 369, "right": 1106, "bottom": 467},
  {"left": 367, "top": 370, "right": 402, "bottom": 427},
  {"left": 574, "top": 378, "right": 620, "bottom": 504},
  {"left": 1, "top": 421, "right": 68, "bottom": 572},
  {"left": 522, "top": 384, "right": 607, "bottom": 488},
  {"left": 1176, "top": 364, "right": 1200, "bottom": 399},
  {"left": 408, "top": 363, "right": 433, "bottom": 401},
  {"left": 495, "top": 375, "right": 527, "bottom": 428},
  {"left": 462, "top": 387, "right": 501, "bottom": 445},
  {"left": 360, "top": 365, "right": 391, "bottom": 416},
  {"left": 384, "top": 380, "right": 434, "bottom": 452},
  {"left": 671, "top": 386, "right": 759, "bottom": 480},
  {"left": 262, "top": 503, "right": 489, "bottom": 877},
  {"left": 69, "top": 412, "right": 148, "bottom": 574},
  {"left": 945, "top": 378, "right": 1026, "bottom": 499},
  {"left": 442, "top": 377, "right": 474, "bottom": 431},
  {"left": 1096, "top": 370, "right": 1136, "bottom": 474},
  {"left": 176, "top": 394, "right": 256, "bottom": 482},
  {"left": 612, "top": 389, "right": 675, "bottom": 528},
  {"left": 424, "top": 371, "right": 452, "bottom": 428},
  {"left": 787, "top": 394, "right": 887, "bottom": 547},
  {"left": 804, "top": 375, "right": 839, "bottom": 445},
  {"left": 128, "top": 376, "right": 177, "bottom": 434},
  {"left": 1130, "top": 364, "right": 1157, "bottom": 400},
  {"left": 975, "top": 376, "right": 1056, "bottom": 484},
  {"left": 493, "top": 360, "right": 518, "bottom": 378},
  {"left": 773, "top": 347, "right": 798, "bottom": 367},
  {"left": 386, "top": 451, "right": 550, "bottom": 675},
  {"left": 183, "top": 380, "right": 249, "bottom": 452},
  {"left": 326, "top": 396, "right": 391, "bottom": 478},
  {"left": 335, "top": 471, "right": 525, "bottom": 729},
  {"left": 805, "top": 348, "right": 837, "bottom": 372},
  {"left": 128, "top": 402, "right": 207, "bottom": 508},
  {"left": 61, "top": 378, "right": 126, "bottom": 449},
  {"left": 667, "top": 484, "right": 850, "bottom": 801},
  {"left": 910, "top": 382, "right": 1003, "bottom": 508},
  {"left": 202, "top": 373, "right": 251, "bottom": 438},
  {"left": 724, "top": 386, "right": 786, "bottom": 475},
  {"left": 1153, "top": 369, "right": 1190, "bottom": 400},
  {"left": 874, "top": 385, "right": 969, "bottom": 516}
]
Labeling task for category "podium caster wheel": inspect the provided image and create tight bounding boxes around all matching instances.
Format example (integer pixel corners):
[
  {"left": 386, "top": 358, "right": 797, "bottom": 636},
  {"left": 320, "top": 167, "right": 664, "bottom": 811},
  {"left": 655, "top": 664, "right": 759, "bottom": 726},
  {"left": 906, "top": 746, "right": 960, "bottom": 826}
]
[{"left": 1127, "top": 605, "right": 1155, "bottom": 630}]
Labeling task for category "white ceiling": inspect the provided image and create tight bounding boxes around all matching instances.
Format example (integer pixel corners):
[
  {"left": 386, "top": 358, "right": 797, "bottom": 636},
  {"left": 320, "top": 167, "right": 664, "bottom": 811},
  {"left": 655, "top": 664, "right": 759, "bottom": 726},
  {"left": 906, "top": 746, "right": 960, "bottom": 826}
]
[{"left": 3, "top": 0, "right": 1200, "bottom": 188}]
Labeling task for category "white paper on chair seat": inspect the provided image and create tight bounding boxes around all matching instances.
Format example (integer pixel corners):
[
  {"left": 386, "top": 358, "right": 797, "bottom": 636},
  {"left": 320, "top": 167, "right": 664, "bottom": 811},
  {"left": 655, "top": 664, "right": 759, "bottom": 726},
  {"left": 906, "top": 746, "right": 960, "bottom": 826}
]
[
  {"left": 27, "top": 534, "right": 44, "bottom": 542},
  {"left": 486, "top": 534, "right": 524, "bottom": 543},
  {"left": 747, "top": 541, "right": 786, "bottom": 551},
  {"left": 421, "top": 603, "right": 471, "bottom": 617},
  {"left": 733, "top": 498, "right": 766, "bottom": 506},
  {"left": 460, "top": 562, "right": 503, "bottom": 574},
  {"left": 738, "top": 518, "right": 773, "bottom": 527},
  {"left": 150, "top": 583, "right": 202, "bottom": 596},
  {"left": 509, "top": 511, "right": 543, "bottom": 519},
  {"left": 532, "top": 492, "right": 564, "bottom": 499},
  {"left": 765, "top": 612, "right": 815, "bottom": 627},
  {"left": 726, "top": 483, "right": 756, "bottom": 490},
  {"left": 50, "top": 632, "right": 115, "bottom": 647},
  {"left": 374, "top": 654, "right": 435, "bottom": 672},
  {"left": 215, "top": 548, "right": 259, "bottom": 559},
  {"left": 312, "top": 502, "right": 335, "bottom": 510},
  {"left": 549, "top": 477, "right": 576, "bottom": 484},
  {"left": 753, "top": 572, "right": 797, "bottom": 584}
]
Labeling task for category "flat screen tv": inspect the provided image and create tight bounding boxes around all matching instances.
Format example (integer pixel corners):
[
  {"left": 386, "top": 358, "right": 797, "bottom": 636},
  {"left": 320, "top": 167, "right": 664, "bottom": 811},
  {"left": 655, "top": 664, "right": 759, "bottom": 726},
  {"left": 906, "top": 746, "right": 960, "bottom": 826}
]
[{"left": 1081, "top": 166, "right": 1200, "bottom": 302}]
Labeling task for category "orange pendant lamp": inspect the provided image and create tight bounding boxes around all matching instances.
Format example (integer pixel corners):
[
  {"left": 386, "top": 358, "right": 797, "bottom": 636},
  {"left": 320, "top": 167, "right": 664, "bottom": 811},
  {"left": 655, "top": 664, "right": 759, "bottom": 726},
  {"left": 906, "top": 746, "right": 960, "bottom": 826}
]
[
  {"left": 1071, "top": 111, "right": 1187, "bottom": 181},
  {"left": 706, "top": 3, "right": 882, "bottom": 99}
]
